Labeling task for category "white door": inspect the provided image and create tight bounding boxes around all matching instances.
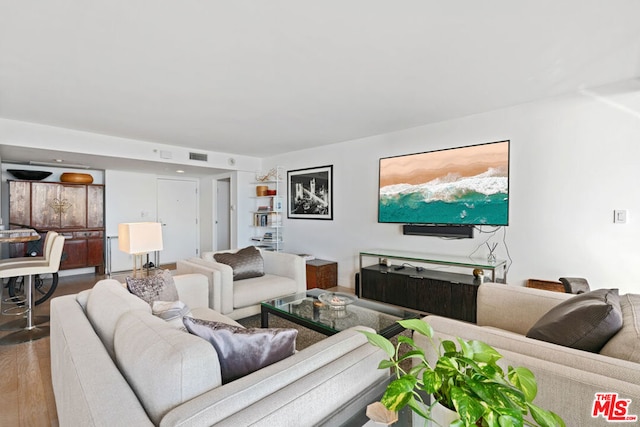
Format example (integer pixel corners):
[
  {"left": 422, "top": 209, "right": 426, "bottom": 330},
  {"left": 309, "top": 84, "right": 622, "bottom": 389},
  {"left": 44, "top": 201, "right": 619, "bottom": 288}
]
[
  {"left": 216, "top": 179, "right": 231, "bottom": 250},
  {"left": 157, "top": 179, "right": 199, "bottom": 264}
]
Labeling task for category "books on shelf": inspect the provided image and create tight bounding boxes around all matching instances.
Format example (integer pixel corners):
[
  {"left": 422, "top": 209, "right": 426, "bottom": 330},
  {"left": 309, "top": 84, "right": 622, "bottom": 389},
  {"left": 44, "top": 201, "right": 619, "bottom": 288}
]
[
  {"left": 253, "top": 212, "right": 282, "bottom": 227},
  {"left": 251, "top": 232, "right": 283, "bottom": 243}
]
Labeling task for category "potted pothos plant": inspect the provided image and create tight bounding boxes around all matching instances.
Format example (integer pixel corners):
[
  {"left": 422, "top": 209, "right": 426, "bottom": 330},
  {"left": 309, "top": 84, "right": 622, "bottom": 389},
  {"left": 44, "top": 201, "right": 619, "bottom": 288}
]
[{"left": 362, "top": 319, "right": 565, "bottom": 427}]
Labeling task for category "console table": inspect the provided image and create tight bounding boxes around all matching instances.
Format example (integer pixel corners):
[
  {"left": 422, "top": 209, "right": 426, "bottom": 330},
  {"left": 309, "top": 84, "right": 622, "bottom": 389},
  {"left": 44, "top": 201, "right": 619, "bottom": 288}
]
[{"left": 358, "top": 250, "right": 508, "bottom": 323}]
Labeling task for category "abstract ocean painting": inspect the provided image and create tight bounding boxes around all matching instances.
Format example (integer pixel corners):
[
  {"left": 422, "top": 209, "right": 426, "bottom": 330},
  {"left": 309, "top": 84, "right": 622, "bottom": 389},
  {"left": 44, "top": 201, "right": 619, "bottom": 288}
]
[{"left": 378, "top": 141, "right": 509, "bottom": 225}]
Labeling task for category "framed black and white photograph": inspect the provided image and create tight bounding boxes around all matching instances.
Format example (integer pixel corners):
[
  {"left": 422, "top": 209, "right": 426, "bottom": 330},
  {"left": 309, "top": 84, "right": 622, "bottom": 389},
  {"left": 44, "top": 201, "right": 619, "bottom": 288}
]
[{"left": 287, "top": 165, "right": 333, "bottom": 220}]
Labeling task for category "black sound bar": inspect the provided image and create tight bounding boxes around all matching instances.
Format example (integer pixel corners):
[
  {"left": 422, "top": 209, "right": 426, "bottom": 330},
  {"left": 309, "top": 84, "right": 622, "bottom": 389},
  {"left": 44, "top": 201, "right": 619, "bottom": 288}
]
[{"left": 403, "top": 224, "right": 474, "bottom": 239}]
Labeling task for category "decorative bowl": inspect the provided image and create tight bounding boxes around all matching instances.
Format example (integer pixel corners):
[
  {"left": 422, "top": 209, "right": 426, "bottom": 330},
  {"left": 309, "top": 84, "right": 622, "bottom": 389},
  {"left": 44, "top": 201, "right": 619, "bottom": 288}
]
[
  {"left": 318, "top": 292, "right": 357, "bottom": 308},
  {"left": 60, "top": 172, "right": 93, "bottom": 184},
  {"left": 7, "top": 169, "right": 52, "bottom": 181}
]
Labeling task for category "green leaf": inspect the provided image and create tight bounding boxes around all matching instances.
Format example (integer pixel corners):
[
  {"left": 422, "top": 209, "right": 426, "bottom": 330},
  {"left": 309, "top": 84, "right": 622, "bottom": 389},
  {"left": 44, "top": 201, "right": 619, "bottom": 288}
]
[
  {"left": 380, "top": 376, "right": 416, "bottom": 411},
  {"left": 421, "top": 369, "right": 443, "bottom": 394},
  {"left": 528, "top": 403, "right": 566, "bottom": 427},
  {"left": 406, "top": 396, "right": 432, "bottom": 421},
  {"left": 360, "top": 331, "right": 395, "bottom": 358},
  {"left": 497, "top": 413, "right": 522, "bottom": 427},
  {"left": 508, "top": 366, "right": 537, "bottom": 402},
  {"left": 378, "top": 360, "right": 396, "bottom": 369},
  {"left": 450, "top": 386, "right": 485, "bottom": 426},
  {"left": 397, "top": 335, "right": 416, "bottom": 346},
  {"left": 398, "top": 318, "right": 434, "bottom": 338},
  {"left": 441, "top": 339, "right": 458, "bottom": 354},
  {"left": 465, "top": 339, "right": 503, "bottom": 364}
]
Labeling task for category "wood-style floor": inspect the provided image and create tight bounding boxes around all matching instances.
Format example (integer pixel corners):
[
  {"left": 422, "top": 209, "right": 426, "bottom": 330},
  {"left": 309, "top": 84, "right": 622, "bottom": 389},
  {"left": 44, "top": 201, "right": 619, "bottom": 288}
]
[
  {"left": 0, "top": 269, "right": 351, "bottom": 426},
  {"left": 0, "top": 272, "right": 99, "bottom": 427}
]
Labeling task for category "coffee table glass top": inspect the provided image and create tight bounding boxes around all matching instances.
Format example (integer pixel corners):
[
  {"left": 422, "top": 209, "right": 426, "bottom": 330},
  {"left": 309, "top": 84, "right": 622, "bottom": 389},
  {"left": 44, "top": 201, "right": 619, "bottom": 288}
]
[{"left": 261, "top": 288, "right": 419, "bottom": 338}]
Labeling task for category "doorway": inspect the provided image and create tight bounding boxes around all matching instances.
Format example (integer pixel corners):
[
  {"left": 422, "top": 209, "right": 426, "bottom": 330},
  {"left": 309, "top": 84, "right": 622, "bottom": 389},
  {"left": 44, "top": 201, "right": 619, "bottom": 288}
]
[
  {"left": 216, "top": 178, "right": 231, "bottom": 251},
  {"left": 157, "top": 178, "right": 199, "bottom": 263}
]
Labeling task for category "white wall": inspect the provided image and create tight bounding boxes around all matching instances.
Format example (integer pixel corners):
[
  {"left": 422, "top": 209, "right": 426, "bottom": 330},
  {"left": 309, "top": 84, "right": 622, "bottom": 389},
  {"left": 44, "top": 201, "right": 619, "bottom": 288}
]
[
  {"left": 105, "top": 170, "right": 159, "bottom": 272},
  {"left": 265, "top": 83, "right": 640, "bottom": 295}
]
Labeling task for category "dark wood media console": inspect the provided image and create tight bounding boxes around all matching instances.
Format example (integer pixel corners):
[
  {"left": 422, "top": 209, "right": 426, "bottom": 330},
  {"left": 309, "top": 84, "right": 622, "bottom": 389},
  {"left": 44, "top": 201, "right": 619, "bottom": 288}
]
[{"left": 360, "top": 264, "right": 480, "bottom": 323}]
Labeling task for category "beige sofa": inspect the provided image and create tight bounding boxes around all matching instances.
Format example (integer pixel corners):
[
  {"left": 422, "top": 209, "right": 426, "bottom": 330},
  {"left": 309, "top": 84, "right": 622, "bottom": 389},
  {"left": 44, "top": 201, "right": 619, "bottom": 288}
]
[
  {"left": 415, "top": 283, "right": 640, "bottom": 425},
  {"left": 50, "top": 273, "right": 388, "bottom": 426},
  {"left": 176, "top": 248, "right": 306, "bottom": 320}
]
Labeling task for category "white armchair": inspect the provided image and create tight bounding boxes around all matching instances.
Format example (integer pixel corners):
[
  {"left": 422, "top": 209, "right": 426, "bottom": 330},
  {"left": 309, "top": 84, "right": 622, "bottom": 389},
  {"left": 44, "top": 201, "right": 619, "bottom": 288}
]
[{"left": 176, "top": 248, "right": 306, "bottom": 320}]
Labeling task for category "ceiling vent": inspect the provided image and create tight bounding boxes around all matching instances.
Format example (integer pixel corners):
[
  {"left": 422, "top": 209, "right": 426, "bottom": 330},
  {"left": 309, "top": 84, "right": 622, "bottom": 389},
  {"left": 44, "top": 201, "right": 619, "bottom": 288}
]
[{"left": 189, "top": 152, "right": 208, "bottom": 162}]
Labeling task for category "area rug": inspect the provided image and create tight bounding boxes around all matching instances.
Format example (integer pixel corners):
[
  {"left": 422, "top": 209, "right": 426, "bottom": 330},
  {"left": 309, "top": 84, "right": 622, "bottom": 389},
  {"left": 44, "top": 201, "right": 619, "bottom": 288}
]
[
  {"left": 237, "top": 314, "right": 326, "bottom": 350},
  {"left": 237, "top": 314, "right": 413, "bottom": 372}
]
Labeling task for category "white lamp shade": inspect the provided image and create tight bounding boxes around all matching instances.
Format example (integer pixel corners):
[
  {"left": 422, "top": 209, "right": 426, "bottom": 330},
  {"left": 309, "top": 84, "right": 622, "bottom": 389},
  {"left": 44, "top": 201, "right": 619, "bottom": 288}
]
[{"left": 118, "top": 222, "right": 164, "bottom": 254}]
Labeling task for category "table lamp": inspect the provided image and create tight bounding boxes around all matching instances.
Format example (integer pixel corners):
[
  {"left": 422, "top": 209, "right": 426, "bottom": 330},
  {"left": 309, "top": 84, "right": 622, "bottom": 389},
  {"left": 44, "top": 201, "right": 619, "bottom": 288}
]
[{"left": 118, "top": 222, "right": 163, "bottom": 277}]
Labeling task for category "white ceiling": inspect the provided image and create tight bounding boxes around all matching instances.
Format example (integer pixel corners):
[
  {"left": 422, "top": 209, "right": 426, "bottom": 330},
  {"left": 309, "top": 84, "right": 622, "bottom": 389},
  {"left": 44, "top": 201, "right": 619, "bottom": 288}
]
[{"left": 1, "top": 0, "right": 640, "bottom": 164}]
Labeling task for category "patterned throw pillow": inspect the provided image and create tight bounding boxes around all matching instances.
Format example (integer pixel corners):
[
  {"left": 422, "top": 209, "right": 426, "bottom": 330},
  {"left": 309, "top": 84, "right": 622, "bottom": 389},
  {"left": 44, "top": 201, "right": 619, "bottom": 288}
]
[
  {"left": 183, "top": 316, "right": 297, "bottom": 383},
  {"left": 126, "top": 269, "right": 179, "bottom": 305},
  {"left": 213, "top": 246, "right": 265, "bottom": 280}
]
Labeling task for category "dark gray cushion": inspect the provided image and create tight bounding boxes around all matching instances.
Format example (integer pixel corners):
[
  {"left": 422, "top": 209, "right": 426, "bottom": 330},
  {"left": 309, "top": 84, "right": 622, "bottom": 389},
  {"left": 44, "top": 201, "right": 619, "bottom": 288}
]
[
  {"left": 183, "top": 316, "right": 297, "bottom": 383},
  {"left": 213, "top": 246, "right": 265, "bottom": 280},
  {"left": 526, "top": 288, "right": 623, "bottom": 353},
  {"left": 126, "top": 269, "right": 179, "bottom": 305}
]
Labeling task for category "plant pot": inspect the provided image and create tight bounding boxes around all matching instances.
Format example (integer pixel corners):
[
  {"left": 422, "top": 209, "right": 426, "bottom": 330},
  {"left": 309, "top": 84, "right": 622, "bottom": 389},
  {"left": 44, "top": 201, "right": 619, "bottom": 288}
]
[{"left": 430, "top": 402, "right": 459, "bottom": 426}]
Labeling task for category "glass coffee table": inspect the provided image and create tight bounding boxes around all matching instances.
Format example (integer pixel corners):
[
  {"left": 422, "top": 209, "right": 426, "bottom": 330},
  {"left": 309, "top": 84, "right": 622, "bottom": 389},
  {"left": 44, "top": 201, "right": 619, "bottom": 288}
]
[{"left": 261, "top": 288, "right": 419, "bottom": 338}]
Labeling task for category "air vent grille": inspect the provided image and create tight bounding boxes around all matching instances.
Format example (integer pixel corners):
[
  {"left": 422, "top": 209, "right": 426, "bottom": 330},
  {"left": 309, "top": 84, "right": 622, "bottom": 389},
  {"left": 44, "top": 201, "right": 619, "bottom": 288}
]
[{"left": 189, "top": 152, "right": 208, "bottom": 162}]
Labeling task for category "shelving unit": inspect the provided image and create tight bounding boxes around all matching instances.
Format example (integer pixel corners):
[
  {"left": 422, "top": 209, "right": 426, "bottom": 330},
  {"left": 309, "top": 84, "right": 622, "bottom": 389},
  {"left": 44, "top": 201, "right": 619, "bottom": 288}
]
[
  {"left": 250, "top": 167, "right": 284, "bottom": 251},
  {"left": 358, "top": 249, "right": 508, "bottom": 323}
]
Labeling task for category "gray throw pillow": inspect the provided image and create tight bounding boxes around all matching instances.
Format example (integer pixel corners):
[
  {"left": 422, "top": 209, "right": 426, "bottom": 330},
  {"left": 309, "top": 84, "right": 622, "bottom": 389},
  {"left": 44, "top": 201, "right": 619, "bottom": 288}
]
[
  {"left": 183, "top": 316, "right": 297, "bottom": 383},
  {"left": 126, "top": 269, "right": 179, "bottom": 305},
  {"left": 526, "top": 288, "right": 623, "bottom": 353},
  {"left": 213, "top": 246, "right": 265, "bottom": 280}
]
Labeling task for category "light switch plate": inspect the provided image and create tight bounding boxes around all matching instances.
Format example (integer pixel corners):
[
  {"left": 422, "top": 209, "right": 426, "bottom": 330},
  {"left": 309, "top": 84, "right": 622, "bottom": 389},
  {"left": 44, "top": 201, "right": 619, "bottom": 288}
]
[{"left": 614, "top": 209, "right": 627, "bottom": 224}]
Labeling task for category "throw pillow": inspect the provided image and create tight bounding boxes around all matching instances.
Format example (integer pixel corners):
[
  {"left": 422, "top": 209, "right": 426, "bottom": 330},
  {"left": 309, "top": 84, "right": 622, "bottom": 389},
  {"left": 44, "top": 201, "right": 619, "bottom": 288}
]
[
  {"left": 600, "top": 293, "right": 640, "bottom": 363},
  {"left": 126, "top": 269, "right": 179, "bottom": 305},
  {"left": 183, "top": 316, "right": 297, "bottom": 383},
  {"left": 526, "top": 288, "right": 623, "bottom": 353},
  {"left": 213, "top": 246, "right": 265, "bottom": 280},
  {"left": 152, "top": 300, "right": 191, "bottom": 321}
]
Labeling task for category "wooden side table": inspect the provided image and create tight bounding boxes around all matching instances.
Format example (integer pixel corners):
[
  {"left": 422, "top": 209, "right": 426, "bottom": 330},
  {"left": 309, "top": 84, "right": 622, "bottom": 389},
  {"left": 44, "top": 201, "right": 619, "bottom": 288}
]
[{"left": 306, "top": 259, "right": 337, "bottom": 290}]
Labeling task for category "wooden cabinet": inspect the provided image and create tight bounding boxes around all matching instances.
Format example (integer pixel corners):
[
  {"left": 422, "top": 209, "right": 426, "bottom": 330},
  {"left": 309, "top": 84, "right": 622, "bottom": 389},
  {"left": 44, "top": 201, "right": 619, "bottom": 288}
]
[
  {"left": 361, "top": 264, "right": 479, "bottom": 323},
  {"left": 9, "top": 180, "right": 105, "bottom": 273},
  {"left": 305, "top": 259, "right": 337, "bottom": 289}
]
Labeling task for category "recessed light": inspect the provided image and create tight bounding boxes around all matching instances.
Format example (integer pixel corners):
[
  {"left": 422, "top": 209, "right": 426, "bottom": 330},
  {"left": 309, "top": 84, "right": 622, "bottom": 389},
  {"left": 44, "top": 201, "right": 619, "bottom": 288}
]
[{"left": 176, "top": 170, "right": 185, "bottom": 174}]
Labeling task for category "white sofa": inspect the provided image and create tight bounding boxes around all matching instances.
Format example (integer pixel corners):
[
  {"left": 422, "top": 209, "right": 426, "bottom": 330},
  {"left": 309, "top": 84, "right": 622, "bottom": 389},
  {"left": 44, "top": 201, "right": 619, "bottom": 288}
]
[
  {"left": 50, "top": 273, "right": 388, "bottom": 426},
  {"left": 176, "top": 248, "right": 306, "bottom": 320},
  {"left": 415, "top": 283, "right": 640, "bottom": 426}
]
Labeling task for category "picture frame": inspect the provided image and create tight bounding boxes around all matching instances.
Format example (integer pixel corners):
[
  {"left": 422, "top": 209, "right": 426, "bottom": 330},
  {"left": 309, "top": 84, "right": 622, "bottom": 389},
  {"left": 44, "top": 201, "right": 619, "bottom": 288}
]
[{"left": 287, "top": 165, "right": 333, "bottom": 220}]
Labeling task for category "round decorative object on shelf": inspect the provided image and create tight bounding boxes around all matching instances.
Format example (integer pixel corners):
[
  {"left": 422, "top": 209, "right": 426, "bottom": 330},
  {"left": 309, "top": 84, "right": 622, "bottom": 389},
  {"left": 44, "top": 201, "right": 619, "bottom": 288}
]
[
  {"left": 256, "top": 185, "right": 268, "bottom": 196},
  {"left": 60, "top": 172, "right": 93, "bottom": 184},
  {"left": 7, "top": 169, "right": 52, "bottom": 181},
  {"left": 472, "top": 268, "right": 484, "bottom": 278}
]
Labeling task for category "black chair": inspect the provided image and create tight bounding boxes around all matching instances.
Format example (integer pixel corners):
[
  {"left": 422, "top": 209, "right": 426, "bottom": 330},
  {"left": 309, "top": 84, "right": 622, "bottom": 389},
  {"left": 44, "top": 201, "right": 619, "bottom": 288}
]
[{"left": 558, "top": 277, "right": 590, "bottom": 294}]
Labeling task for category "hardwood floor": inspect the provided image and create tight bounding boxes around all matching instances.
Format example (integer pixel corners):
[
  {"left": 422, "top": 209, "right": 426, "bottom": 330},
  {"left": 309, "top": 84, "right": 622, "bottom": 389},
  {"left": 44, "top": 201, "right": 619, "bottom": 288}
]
[
  {"left": 0, "top": 270, "right": 351, "bottom": 426},
  {"left": 0, "top": 272, "right": 111, "bottom": 427}
]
